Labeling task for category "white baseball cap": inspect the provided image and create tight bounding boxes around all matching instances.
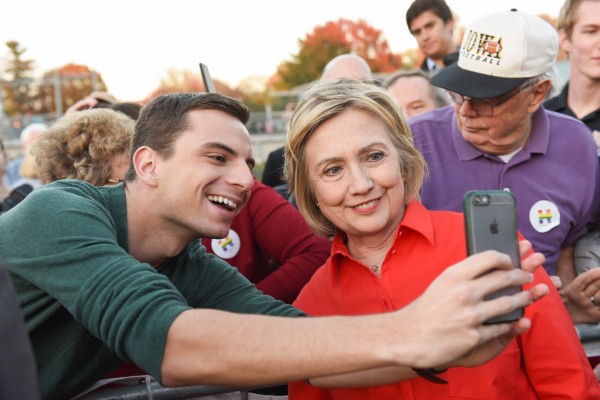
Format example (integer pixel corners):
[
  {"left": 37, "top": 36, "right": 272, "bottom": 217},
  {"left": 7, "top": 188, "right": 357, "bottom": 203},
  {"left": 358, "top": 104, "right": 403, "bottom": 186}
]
[{"left": 431, "top": 9, "right": 558, "bottom": 98}]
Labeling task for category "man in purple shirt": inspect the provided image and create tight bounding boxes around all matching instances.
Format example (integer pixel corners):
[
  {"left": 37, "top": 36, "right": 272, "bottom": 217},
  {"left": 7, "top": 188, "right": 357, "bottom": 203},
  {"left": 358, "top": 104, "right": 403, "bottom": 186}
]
[{"left": 409, "top": 9, "right": 600, "bottom": 323}]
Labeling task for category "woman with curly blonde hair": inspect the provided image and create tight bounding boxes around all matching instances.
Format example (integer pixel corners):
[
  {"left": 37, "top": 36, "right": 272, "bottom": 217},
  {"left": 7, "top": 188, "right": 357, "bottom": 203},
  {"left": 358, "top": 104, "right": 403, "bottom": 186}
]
[{"left": 33, "top": 108, "right": 134, "bottom": 186}]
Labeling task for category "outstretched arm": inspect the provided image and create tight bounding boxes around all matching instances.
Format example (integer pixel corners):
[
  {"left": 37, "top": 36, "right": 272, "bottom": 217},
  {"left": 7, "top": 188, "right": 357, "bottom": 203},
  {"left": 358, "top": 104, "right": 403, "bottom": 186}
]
[{"left": 161, "top": 245, "right": 547, "bottom": 388}]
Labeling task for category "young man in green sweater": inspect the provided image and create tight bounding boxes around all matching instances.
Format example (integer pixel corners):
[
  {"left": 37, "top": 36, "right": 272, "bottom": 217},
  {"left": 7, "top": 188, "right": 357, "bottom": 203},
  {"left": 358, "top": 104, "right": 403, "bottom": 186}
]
[{"left": 0, "top": 93, "right": 548, "bottom": 399}]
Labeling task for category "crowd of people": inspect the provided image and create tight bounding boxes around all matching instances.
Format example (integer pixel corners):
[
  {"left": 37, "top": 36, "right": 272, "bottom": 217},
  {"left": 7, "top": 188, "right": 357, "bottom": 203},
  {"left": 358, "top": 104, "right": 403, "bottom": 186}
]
[{"left": 1, "top": 0, "right": 600, "bottom": 399}]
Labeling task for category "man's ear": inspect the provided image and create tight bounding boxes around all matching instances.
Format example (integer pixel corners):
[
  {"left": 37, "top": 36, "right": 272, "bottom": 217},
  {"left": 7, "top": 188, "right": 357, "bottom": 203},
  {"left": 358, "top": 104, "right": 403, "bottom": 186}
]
[
  {"left": 528, "top": 80, "right": 552, "bottom": 113},
  {"left": 446, "top": 18, "right": 455, "bottom": 35},
  {"left": 558, "top": 28, "right": 572, "bottom": 55},
  {"left": 132, "top": 146, "right": 160, "bottom": 186}
]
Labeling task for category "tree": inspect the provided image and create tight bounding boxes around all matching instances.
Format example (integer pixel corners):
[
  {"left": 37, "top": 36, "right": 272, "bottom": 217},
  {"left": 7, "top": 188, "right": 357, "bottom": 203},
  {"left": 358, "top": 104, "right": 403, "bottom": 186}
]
[
  {"left": 3, "top": 40, "right": 35, "bottom": 81},
  {"left": 2, "top": 40, "right": 36, "bottom": 115},
  {"left": 273, "top": 19, "right": 403, "bottom": 90}
]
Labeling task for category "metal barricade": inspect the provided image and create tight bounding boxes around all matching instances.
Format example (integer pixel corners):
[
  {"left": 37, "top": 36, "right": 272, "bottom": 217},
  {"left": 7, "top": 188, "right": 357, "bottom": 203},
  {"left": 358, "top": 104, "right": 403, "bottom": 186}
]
[
  {"left": 576, "top": 323, "right": 600, "bottom": 357},
  {"left": 74, "top": 376, "right": 284, "bottom": 400}
]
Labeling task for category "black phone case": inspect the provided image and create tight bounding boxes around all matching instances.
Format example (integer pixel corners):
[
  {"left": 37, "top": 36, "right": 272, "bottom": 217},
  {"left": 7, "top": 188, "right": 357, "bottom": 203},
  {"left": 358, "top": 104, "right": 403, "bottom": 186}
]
[
  {"left": 199, "top": 63, "right": 216, "bottom": 94},
  {"left": 463, "top": 190, "right": 523, "bottom": 324}
]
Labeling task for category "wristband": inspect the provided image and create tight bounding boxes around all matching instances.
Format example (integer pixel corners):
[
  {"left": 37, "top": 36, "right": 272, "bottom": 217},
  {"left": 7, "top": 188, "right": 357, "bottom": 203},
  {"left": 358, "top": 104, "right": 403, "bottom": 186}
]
[{"left": 412, "top": 368, "right": 448, "bottom": 384}]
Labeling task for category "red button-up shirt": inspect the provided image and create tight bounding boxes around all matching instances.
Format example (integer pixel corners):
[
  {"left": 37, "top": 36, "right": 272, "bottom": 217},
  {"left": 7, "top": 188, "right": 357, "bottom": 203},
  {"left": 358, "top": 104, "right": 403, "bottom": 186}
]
[{"left": 290, "top": 201, "right": 600, "bottom": 399}]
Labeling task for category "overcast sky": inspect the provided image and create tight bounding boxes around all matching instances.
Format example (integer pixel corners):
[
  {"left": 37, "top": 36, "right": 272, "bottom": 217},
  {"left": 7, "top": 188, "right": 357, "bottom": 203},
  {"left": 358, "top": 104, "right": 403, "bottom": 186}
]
[{"left": 1, "top": 0, "right": 565, "bottom": 101}]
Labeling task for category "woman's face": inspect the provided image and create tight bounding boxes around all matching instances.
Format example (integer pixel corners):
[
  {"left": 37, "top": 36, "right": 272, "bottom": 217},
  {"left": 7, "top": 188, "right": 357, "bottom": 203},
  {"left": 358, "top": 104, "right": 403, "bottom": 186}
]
[{"left": 305, "top": 108, "right": 406, "bottom": 241}]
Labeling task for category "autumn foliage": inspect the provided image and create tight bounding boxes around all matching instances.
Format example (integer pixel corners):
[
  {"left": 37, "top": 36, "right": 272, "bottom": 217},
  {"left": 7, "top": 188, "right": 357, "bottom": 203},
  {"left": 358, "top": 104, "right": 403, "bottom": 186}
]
[
  {"left": 144, "top": 68, "right": 245, "bottom": 105},
  {"left": 273, "top": 19, "right": 404, "bottom": 90}
]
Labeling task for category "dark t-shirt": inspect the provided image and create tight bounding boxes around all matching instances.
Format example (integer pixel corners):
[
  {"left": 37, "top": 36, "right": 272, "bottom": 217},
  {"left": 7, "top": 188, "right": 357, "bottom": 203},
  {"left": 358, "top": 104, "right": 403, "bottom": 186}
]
[{"left": 544, "top": 82, "right": 600, "bottom": 132}]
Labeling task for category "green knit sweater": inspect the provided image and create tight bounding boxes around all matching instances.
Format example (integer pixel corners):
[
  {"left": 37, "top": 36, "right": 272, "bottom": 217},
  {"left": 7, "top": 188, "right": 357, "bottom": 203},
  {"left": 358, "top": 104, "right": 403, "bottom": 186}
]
[{"left": 0, "top": 180, "right": 303, "bottom": 400}]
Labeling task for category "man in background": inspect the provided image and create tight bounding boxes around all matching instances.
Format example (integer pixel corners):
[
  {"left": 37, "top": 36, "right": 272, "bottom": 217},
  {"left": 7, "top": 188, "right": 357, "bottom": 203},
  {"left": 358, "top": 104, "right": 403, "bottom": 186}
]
[
  {"left": 406, "top": 0, "right": 459, "bottom": 74},
  {"left": 386, "top": 69, "right": 450, "bottom": 119},
  {"left": 4, "top": 122, "right": 47, "bottom": 188},
  {"left": 544, "top": 0, "right": 600, "bottom": 146}
]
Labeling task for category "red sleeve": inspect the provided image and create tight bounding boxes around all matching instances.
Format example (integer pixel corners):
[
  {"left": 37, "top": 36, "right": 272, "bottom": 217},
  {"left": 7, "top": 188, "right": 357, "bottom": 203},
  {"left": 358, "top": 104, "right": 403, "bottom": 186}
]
[{"left": 249, "top": 181, "right": 331, "bottom": 303}]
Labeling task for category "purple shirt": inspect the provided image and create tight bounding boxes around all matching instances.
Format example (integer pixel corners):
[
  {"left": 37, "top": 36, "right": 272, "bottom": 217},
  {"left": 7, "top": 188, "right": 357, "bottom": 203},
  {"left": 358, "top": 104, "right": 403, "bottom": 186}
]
[{"left": 409, "top": 106, "right": 600, "bottom": 275}]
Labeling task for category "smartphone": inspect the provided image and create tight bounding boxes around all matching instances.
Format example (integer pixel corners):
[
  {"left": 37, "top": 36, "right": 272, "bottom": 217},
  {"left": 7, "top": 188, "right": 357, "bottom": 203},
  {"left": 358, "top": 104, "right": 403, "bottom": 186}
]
[
  {"left": 463, "top": 190, "right": 523, "bottom": 324},
  {"left": 199, "top": 63, "right": 216, "bottom": 94}
]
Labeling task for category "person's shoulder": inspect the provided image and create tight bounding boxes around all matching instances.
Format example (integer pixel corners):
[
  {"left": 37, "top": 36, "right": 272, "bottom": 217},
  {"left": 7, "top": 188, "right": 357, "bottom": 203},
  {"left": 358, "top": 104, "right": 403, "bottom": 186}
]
[
  {"left": 37, "top": 179, "right": 102, "bottom": 198},
  {"left": 292, "top": 260, "right": 332, "bottom": 309},
  {"left": 425, "top": 209, "right": 466, "bottom": 246},
  {"left": 543, "top": 81, "right": 568, "bottom": 112},
  {"left": 545, "top": 108, "right": 591, "bottom": 133},
  {"left": 408, "top": 107, "right": 455, "bottom": 146},
  {"left": 264, "top": 147, "right": 285, "bottom": 171},
  {"left": 301, "top": 253, "right": 333, "bottom": 284},
  {"left": 0, "top": 180, "right": 116, "bottom": 240},
  {"left": 21, "top": 179, "right": 108, "bottom": 215},
  {"left": 266, "top": 146, "right": 285, "bottom": 161},
  {"left": 408, "top": 106, "right": 454, "bottom": 127},
  {"left": 427, "top": 208, "right": 464, "bottom": 226},
  {"left": 543, "top": 95, "right": 562, "bottom": 111}
]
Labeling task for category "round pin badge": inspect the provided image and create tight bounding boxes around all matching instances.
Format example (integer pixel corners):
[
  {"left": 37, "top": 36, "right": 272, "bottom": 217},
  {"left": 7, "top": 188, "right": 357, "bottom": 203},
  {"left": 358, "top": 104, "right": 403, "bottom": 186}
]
[
  {"left": 211, "top": 229, "right": 241, "bottom": 259},
  {"left": 528, "top": 200, "right": 560, "bottom": 233}
]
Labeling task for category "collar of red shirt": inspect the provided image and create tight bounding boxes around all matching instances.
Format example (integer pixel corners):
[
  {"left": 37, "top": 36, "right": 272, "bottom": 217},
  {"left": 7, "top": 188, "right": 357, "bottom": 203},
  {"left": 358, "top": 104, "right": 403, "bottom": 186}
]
[{"left": 330, "top": 200, "right": 436, "bottom": 260}]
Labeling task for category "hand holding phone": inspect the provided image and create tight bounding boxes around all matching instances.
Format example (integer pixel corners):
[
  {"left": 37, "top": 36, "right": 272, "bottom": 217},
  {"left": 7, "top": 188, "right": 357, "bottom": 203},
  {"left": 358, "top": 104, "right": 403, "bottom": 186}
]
[{"left": 463, "top": 190, "right": 523, "bottom": 324}]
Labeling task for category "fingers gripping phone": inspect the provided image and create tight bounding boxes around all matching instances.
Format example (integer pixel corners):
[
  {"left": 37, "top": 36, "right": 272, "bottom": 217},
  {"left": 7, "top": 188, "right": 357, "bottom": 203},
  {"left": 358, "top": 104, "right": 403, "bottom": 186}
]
[{"left": 463, "top": 190, "right": 523, "bottom": 324}]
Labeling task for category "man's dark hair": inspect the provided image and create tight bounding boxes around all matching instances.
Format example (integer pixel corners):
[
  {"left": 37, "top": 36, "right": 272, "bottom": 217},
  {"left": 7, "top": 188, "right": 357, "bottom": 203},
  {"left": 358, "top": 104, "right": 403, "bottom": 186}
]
[
  {"left": 124, "top": 92, "right": 249, "bottom": 182},
  {"left": 406, "top": 0, "right": 453, "bottom": 30}
]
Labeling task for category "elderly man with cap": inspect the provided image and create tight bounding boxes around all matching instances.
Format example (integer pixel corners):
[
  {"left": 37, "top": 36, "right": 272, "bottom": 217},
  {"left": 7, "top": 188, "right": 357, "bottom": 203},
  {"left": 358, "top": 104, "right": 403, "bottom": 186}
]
[{"left": 409, "top": 9, "right": 600, "bottom": 324}]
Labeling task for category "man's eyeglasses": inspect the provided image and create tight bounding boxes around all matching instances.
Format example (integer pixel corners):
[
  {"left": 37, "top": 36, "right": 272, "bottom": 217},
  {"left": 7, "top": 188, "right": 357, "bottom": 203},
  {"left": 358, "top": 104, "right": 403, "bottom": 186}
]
[{"left": 446, "top": 80, "right": 535, "bottom": 117}]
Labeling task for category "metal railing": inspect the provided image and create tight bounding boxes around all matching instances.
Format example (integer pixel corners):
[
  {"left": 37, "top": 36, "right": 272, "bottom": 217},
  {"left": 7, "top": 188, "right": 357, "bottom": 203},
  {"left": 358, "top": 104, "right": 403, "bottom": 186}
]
[
  {"left": 577, "top": 323, "right": 600, "bottom": 358},
  {"left": 73, "top": 376, "right": 285, "bottom": 400}
]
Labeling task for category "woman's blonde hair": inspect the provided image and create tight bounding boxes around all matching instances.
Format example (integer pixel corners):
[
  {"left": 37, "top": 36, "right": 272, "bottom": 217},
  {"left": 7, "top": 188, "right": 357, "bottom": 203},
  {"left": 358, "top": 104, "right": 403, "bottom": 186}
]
[
  {"left": 33, "top": 109, "right": 134, "bottom": 185},
  {"left": 285, "top": 78, "right": 426, "bottom": 237}
]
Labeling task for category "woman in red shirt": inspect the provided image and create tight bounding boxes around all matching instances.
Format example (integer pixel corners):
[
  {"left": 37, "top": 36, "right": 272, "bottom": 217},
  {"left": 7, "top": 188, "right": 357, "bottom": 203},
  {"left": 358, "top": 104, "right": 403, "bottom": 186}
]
[{"left": 285, "top": 79, "right": 600, "bottom": 399}]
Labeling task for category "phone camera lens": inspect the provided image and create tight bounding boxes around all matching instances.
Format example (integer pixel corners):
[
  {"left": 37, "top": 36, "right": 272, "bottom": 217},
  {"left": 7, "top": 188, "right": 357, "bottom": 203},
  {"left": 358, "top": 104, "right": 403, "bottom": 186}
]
[{"left": 473, "top": 194, "right": 491, "bottom": 206}]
